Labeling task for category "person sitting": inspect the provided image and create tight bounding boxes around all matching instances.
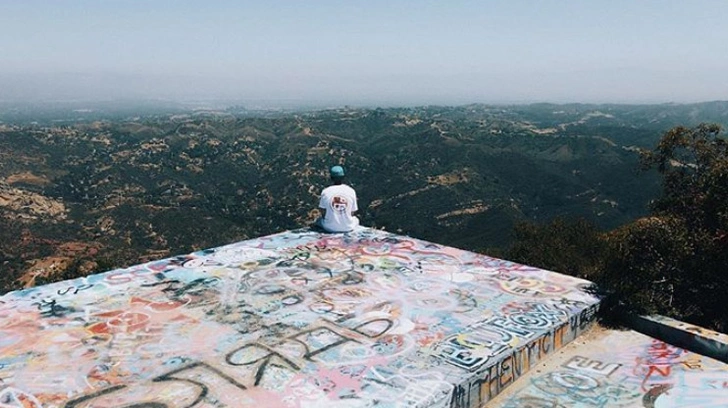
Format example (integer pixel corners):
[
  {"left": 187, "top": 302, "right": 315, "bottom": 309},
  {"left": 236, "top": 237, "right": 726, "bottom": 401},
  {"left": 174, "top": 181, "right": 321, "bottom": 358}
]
[{"left": 314, "top": 165, "right": 359, "bottom": 232}]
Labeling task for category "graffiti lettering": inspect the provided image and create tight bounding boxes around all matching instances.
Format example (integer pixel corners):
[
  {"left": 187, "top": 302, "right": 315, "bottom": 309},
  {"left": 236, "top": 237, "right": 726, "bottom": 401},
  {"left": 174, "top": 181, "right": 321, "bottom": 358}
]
[
  {"left": 32, "top": 298, "right": 72, "bottom": 318},
  {"left": 56, "top": 284, "right": 93, "bottom": 296},
  {"left": 65, "top": 362, "right": 247, "bottom": 408},
  {"left": 225, "top": 318, "right": 393, "bottom": 387},
  {"left": 635, "top": 340, "right": 683, "bottom": 391},
  {"left": 563, "top": 356, "right": 620, "bottom": 377},
  {"left": 225, "top": 343, "right": 300, "bottom": 386}
]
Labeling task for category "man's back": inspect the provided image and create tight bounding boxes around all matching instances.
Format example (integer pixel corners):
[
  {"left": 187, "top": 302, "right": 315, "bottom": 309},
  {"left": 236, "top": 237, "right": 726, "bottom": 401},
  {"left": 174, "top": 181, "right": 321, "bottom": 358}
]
[{"left": 319, "top": 184, "right": 359, "bottom": 232}]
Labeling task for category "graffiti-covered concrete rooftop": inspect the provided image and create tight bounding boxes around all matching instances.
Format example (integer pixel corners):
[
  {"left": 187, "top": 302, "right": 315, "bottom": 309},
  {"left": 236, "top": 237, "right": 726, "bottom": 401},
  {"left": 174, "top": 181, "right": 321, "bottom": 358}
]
[{"left": 0, "top": 228, "right": 600, "bottom": 407}]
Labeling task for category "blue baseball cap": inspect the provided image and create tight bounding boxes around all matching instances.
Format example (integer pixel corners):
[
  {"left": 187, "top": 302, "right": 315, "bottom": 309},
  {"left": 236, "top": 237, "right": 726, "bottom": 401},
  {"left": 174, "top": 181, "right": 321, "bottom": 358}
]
[{"left": 330, "top": 165, "right": 345, "bottom": 177}]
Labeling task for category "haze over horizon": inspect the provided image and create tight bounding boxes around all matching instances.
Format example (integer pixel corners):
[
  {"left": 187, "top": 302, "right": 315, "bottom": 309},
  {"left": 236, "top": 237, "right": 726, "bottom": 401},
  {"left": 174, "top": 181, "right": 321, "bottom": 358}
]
[{"left": 1, "top": 0, "right": 727, "bottom": 106}]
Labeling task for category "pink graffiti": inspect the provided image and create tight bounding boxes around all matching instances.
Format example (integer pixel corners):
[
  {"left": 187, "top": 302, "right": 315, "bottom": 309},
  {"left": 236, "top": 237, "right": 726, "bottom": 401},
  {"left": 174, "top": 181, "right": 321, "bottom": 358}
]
[{"left": 634, "top": 339, "right": 683, "bottom": 391}]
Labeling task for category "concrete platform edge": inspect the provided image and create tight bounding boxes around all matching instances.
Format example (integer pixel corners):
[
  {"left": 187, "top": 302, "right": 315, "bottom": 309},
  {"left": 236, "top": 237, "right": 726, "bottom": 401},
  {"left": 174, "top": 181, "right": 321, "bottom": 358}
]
[{"left": 625, "top": 314, "right": 728, "bottom": 363}]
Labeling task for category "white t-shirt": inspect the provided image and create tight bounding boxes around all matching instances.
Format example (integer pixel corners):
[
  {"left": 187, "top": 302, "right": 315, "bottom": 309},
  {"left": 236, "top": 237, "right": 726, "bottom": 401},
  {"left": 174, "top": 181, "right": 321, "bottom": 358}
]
[{"left": 319, "top": 184, "right": 359, "bottom": 232}]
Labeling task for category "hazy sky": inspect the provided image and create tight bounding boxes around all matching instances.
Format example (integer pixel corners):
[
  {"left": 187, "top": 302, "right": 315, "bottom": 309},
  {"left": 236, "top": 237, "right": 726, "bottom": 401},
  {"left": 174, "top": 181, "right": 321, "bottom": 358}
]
[{"left": 1, "top": 0, "right": 727, "bottom": 105}]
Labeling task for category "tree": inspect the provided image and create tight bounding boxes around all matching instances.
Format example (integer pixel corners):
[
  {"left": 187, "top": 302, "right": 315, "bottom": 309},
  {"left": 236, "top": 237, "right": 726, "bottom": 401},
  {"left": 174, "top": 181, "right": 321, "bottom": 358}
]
[
  {"left": 505, "top": 124, "right": 728, "bottom": 331},
  {"left": 643, "top": 123, "right": 728, "bottom": 232},
  {"left": 506, "top": 217, "right": 606, "bottom": 280},
  {"left": 600, "top": 124, "right": 728, "bottom": 331}
]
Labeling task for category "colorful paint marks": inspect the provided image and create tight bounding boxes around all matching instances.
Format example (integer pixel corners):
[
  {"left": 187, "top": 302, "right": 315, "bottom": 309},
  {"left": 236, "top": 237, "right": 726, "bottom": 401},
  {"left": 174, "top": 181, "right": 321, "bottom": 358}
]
[{"left": 0, "top": 227, "right": 599, "bottom": 407}]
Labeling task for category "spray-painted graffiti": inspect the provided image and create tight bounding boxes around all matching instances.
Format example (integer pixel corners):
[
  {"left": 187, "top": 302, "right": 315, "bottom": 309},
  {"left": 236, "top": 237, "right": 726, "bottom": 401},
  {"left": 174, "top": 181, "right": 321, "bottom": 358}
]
[
  {"left": 444, "top": 303, "right": 600, "bottom": 408},
  {"left": 563, "top": 356, "right": 621, "bottom": 377},
  {"left": 495, "top": 329, "right": 728, "bottom": 408},
  {"left": 634, "top": 339, "right": 684, "bottom": 392},
  {"left": 0, "top": 227, "right": 599, "bottom": 407}
]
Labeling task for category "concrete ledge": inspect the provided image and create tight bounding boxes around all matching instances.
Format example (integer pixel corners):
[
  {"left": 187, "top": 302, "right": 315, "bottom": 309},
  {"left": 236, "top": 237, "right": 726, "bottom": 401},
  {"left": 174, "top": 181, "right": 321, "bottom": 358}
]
[{"left": 625, "top": 314, "right": 728, "bottom": 364}]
